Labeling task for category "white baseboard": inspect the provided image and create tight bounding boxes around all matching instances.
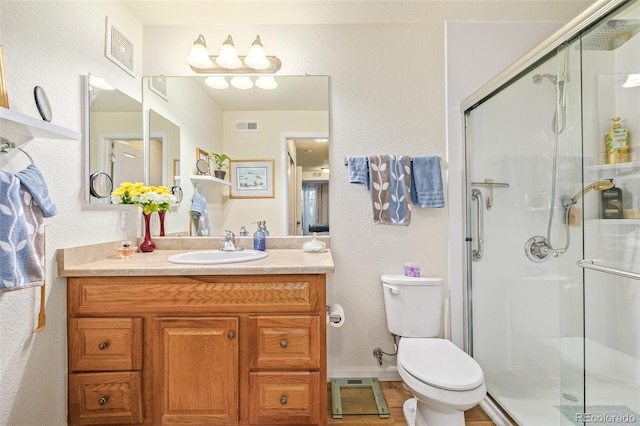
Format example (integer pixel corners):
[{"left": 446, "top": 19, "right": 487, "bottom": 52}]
[{"left": 327, "top": 366, "right": 401, "bottom": 382}]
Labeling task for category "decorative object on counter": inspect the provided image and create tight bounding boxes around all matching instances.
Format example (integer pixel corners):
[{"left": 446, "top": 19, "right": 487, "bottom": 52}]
[
  {"left": 195, "top": 147, "right": 210, "bottom": 175},
  {"left": 404, "top": 262, "right": 421, "bottom": 277},
  {"left": 210, "top": 152, "right": 230, "bottom": 180},
  {"left": 157, "top": 210, "right": 166, "bottom": 237},
  {"left": 605, "top": 117, "right": 630, "bottom": 164},
  {"left": 303, "top": 233, "right": 326, "bottom": 253},
  {"left": 110, "top": 182, "right": 177, "bottom": 251},
  {"left": 230, "top": 159, "right": 275, "bottom": 198},
  {"left": 115, "top": 241, "right": 137, "bottom": 259},
  {"left": 0, "top": 45, "right": 8, "bottom": 108}
]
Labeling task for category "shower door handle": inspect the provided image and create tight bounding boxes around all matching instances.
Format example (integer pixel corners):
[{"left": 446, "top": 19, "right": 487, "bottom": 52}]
[{"left": 471, "top": 189, "right": 485, "bottom": 262}]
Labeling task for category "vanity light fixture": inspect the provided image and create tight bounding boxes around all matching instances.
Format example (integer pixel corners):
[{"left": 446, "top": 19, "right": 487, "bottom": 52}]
[
  {"left": 204, "top": 76, "right": 229, "bottom": 89},
  {"left": 230, "top": 76, "right": 254, "bottom": 90},
  {"left": 255, "top": 75, "right": 278, "bottom": 90},
  {"left": 187, "top": 34, "right": 281, "bottom": 74}
]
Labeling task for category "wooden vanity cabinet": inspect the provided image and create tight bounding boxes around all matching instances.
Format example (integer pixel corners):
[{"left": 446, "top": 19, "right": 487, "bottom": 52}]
[{"left": 67, "top": 274, "right": 327, "bottom": 426}]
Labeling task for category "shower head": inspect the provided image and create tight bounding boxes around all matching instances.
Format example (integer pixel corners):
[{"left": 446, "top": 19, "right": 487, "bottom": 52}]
[
  {"left": 569, "top": 180, "right": 614, "bottom": 204},
  {"left": 582, "top": 19, "right": 640, "bottom": 50}
]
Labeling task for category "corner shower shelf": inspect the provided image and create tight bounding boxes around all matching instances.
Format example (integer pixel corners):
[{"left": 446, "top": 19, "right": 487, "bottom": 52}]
[
  {"left": 585, "top": 162, "right": 640, "bottom": 180},
  {"left": 0, "top": 106, "right": 81, "bottom": 144},
  {"left": 189, "top": 175, "right": 231, "bottom": 186}
]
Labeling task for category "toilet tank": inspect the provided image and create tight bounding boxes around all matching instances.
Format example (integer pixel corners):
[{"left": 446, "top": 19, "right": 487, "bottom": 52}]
[{"left": 381, "top": 274, "right": 443, "bottom": 338}]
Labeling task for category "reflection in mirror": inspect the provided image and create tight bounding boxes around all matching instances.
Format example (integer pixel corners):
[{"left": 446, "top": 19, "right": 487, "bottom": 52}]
[
  {"left": 84, "top": 74, "right": 142, "bottom": 204},
  {"left": 142, "top": 75, "right": 329, "bottom": 236},
  {"left": 148, "top": 109, "right": 181, "bottom": 188}
]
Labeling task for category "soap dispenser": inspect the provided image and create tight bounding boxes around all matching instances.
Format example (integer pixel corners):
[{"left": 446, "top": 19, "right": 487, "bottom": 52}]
[
  {"left": 262, "top": 221, "right": 270, "bottom": 236},
  {"left": 253, "top": 222, "right": 266, "bottom": 251}
]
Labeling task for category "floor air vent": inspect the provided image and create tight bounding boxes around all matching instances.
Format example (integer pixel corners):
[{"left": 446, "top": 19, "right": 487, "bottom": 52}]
[{"left": 235, "top": 121, "right": 259, "bottom": 132}]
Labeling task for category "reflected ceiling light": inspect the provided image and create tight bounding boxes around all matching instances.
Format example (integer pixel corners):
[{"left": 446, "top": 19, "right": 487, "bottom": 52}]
[
  {"left": 321, "top": 167, "right": 330, "bottom": 174},
  {"left": 230, "top": 76, "right": 254, "bottom": 90},
  {"left": 89, "top": 77, "right": 115, "bottom": 90},
  {"left": 315, "top": 138, "right": 328, "bottom": 143},
  {"left": 623, "top": 73, "right": 640, "bottom": 88},
  {"left": 186, "top": 34, "right": 281, "bottom": 74},
  {"left": 204, "top": 76, "right": 229, "bottom": 89},
  {"left": 186, "top": 34, "right": 214, "bottom": 69},
  {"left": 255, "top": 76, "right": 278, "bottom": 90}
]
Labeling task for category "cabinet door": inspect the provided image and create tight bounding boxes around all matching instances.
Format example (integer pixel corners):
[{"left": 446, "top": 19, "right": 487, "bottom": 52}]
[{"left": 153, "top": 317, "right": 238, "bottom": 425}]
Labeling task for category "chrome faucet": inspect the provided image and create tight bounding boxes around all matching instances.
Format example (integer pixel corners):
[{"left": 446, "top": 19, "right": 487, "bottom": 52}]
[{"left": 221, "top": 230, "right": 242, "bottom": 251}]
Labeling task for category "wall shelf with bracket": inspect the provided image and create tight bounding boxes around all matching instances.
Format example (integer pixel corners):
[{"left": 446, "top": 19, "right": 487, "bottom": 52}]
[
  {"left": 0, "top": 106, "right": 81, "bottom": 144},
  {"left": 190, "top": 174, "right": 231, "bottom": 187}
]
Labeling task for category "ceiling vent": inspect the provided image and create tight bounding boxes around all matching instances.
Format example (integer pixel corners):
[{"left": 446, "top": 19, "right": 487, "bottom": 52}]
[
  {"left": 235, "top": 121, "right": 259, "bottom": 132},
  {"left": 105, "top": 17, "right": 135, "bottom": 76}
]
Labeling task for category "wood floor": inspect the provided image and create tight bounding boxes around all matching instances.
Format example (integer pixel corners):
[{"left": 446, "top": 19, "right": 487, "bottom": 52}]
[{"left": 327, "top": 381, "right": 495, "bottom": 425}]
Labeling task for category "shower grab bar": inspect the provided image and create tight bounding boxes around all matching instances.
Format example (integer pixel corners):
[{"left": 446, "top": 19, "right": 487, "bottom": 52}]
[
  {"left": 577, "top": 259, "right": 640, "bottom": 280},
  {"left": 471, "top": 179, "right": 509, "bottom": 210},
  {"left": 471, "top": 188, "right": 484, "bottom": 262}
]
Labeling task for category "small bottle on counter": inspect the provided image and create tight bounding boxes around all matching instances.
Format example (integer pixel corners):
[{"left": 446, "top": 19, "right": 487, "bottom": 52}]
[{"left": 253, "top": 222, "right": 266, "bottom": 251}]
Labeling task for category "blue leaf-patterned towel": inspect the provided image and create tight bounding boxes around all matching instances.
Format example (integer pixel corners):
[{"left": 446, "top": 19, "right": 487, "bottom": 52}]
[
  {"left": 369, "top": 155, "right": 411, "bottom": 225},
  {"left": 0, "top": 170, "right": 32, "bottom": 290}
]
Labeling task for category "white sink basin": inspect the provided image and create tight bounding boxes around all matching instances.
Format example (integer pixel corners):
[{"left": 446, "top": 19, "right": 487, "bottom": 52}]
[{"left": 167, "top": 249, "right": 268, "bottom": 265}]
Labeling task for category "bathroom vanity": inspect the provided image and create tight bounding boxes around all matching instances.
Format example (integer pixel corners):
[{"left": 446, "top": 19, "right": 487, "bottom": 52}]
[{"left": 58, "top": 239, "right": 333, "bottom": 426}]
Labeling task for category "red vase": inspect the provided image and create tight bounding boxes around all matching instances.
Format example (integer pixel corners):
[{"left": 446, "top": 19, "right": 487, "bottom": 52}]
[
  {"left": 158, "top": 211, "right": 166, "bottom": 237},
  {"left": 139, "top": 212, "right": 155, "bottom": 252}
]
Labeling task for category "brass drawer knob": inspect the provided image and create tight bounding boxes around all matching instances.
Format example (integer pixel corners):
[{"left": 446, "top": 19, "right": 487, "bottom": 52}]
[
  {"left": 280, "top": 339, "right": 288, "bottom": 348},
  {"left": 98, "top": 397, "right": 108, "bottom": 405},
  {"left": 280, "top": 396, "right": 288, "bottom": 405},
  {"left": 98, "top": 342, "right": 108, "bottom": 350},
  {"left": 228, "top": 331, "right": 236, "bottom": 339}
]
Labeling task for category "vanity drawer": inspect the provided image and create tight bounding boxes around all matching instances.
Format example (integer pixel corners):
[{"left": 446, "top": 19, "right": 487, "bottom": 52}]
[
  {"left": 69, "top": 318, "right": 142, "bottom": 372},
  {"left": 249, "top": 315, "right": 320, "bottom": 369},
  {"left": 68, "top": 371, "right": 143, "bottom": 425},
  {"left": 248, "top": 371, "right": 320, "bottom": 425}
]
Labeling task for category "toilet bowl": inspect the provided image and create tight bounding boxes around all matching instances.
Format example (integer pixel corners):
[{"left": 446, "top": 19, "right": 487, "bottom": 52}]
[
  {"left": 397, "top": 338, "right": 486, "bottom": 426},
  {"left": 381, "top": 274, "right": 486, "bottom": 426}
]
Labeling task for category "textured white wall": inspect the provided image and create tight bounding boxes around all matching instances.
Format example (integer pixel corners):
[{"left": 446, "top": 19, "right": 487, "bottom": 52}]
[{"left": 0, "top": 1, "right": 594, "bottom": 425}]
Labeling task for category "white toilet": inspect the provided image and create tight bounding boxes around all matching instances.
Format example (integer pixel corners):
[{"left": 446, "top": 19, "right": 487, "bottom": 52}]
[{"left": 381, "top": 274, "right": 486, "bottom": 426}]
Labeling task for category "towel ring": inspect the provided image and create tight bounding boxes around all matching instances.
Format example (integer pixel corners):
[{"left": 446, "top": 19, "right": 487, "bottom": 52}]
[{"left": 0, "top": 139, "right": 35, "bottom": 165}]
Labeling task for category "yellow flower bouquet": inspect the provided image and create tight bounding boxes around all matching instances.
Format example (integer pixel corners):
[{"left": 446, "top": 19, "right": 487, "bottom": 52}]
[{"left": 111, "top": 182, "right": 177, "bottom": 214}]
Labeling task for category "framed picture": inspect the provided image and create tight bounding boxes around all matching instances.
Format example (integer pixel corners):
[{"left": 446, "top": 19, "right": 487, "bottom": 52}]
[
  {"left": 0, "top": 45, "right": 9, "bottom": 108},
  {"left": 195, "top": 148, "right": 210, "bottom": 175},
  {"left": 230, "top": 159, "right": 275, "bottom": 198}
]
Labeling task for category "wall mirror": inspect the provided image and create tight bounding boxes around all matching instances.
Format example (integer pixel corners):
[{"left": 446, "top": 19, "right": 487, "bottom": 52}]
[
  {"left": 84, "top": 74, "right": 143, "bottom": 204},
  {"left": 142, "top": 75, "right": 329, "bottom": 236}
]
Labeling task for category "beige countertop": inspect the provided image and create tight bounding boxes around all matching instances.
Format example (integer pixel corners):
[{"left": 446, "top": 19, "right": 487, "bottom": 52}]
[{"left": 57, "top": 236, "right": 334, "bottom": 277}]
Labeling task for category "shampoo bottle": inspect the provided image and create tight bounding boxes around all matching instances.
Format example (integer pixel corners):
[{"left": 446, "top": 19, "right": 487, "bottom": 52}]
[
  {"left": 253, "top": 222, "right": 266, "bottom": 251},
  {"left": 605, "top": 117, "right": 630, "bottom": 164},
  {"left": 601, "top": 179, "right": 623, "bottom": 219}
]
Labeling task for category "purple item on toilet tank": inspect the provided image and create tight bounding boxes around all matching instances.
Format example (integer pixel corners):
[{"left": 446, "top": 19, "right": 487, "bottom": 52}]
[{"left": 404, "top": 262, "right": 420, "bottom": 277}]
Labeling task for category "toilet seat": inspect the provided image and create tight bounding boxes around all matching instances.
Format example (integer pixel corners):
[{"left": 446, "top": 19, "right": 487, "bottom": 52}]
[{"left": 398, "top": 338, "right": 484, "bottom": 391}]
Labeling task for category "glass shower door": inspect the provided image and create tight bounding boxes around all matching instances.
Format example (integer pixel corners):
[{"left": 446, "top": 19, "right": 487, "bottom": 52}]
[{"left": 465, "top": 40, "right": 587, "bottom": 425}]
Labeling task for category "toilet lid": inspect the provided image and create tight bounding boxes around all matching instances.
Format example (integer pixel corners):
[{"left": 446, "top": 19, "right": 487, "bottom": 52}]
[{"left": 398, "top": 339, "right": 484, "bottom": 391}]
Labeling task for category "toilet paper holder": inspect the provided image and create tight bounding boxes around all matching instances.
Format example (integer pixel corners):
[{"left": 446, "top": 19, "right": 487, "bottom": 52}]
[{"left": 326, "top": 304, "right": 343, "bottom": 324}]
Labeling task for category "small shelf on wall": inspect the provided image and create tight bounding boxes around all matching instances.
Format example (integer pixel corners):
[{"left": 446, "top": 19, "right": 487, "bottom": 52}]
[
  {"left": 190, "top": 174, "right": 231, "bottom": 186},
  {"left": 585, "top": 162, "right": 640, "bottom": 180},
  {"left": 0, "top": 106, "right": 81, "bottom": 144}
]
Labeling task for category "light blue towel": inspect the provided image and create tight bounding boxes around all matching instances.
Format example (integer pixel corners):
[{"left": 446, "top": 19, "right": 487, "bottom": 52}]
[
  {"left": 411, "top": 156, "right": 445, "bottom": 208},
  {"left": 347, "top": 156, "right": 370, "bottom": 189},
  {"left": 16, "top": 164, "right": 57, "bottom": 217},
  {"left": 0, "top": 170, "right": 33, "bottom": 291},
  {"left": 369, "top": 155, "right": 411, "bottom": 225},
  {"left": 190, "top": 192, "right": 210, "bottom": 236}
]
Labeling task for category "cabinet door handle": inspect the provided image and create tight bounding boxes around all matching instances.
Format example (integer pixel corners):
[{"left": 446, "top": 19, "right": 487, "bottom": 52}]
[
  {"left": 227, "top": 331, "right": 236, "bottom": 339},
  {"left": 98, "top": 397, "right": 108, "bottom": 405},
  {"left": 98, "top": 342, "right": 108, "bottom": 350},
  {"left": 280, "top": 339, "right": 288, "bottom": 348},
  {"left": 280, "top": 396, "right": 288, "bottom": 405}
]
